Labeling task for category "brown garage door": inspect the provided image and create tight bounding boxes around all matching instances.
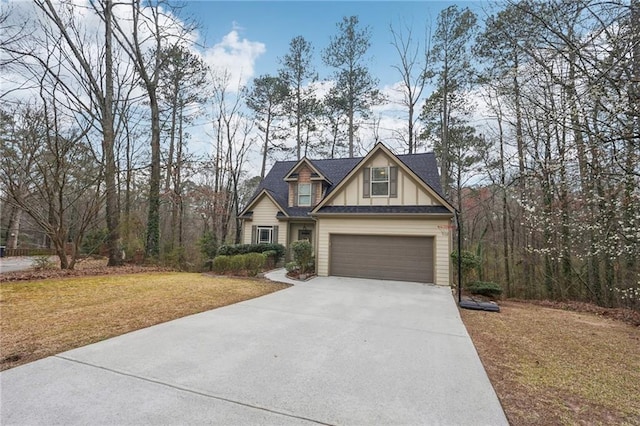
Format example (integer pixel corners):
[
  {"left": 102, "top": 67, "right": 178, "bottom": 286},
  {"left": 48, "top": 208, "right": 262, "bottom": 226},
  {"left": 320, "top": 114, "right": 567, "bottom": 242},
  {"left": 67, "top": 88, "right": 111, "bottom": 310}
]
[{"left": 329, "top": 234, "right": 434, "bottom": 283}]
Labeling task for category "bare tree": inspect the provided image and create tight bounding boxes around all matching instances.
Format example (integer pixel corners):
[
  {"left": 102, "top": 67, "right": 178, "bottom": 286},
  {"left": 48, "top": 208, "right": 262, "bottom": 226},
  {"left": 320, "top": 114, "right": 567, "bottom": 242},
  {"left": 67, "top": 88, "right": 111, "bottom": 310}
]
[
  {"left": 390, "top": 20, "right": 431, "bottom": 153},
  {"left": 110, "top": 0, "right": 197, "bottom": 259},
  {"left": 208, "top": 71, "right": 254, "bottom": 244},
  {"left": 0, "top": 98, "right": 102, "bottom": 269},
  {"left": 2, "top": 0, "right": 126, "bottom": 265}
]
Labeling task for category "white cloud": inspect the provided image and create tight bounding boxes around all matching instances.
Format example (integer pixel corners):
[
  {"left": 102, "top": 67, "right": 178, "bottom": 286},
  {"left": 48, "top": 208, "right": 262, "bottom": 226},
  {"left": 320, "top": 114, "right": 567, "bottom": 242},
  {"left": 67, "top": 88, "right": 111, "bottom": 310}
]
[{"left": 203, "top": 30, "right": 266, "bottom": 90}]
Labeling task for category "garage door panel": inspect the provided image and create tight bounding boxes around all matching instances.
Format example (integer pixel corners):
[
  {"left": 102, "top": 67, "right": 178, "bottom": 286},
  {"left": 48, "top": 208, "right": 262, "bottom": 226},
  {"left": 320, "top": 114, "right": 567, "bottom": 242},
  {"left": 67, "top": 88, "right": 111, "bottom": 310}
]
[{"left": 330, "top": 234, "right": 434, "bottom": 283}]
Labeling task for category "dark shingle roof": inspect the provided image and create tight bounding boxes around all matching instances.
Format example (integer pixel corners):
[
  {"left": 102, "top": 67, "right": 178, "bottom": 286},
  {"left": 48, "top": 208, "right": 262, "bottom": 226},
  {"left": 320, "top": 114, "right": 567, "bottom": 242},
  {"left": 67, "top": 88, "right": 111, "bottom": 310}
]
[
  {"left": 245, "top": 152, "right": 446, "bottom": 218},
  {"left": 315, "top": 205, "right": 451, "bottom": 214},
  {"left": 396, "top": 153, "right": 445, "bottom": 196}
]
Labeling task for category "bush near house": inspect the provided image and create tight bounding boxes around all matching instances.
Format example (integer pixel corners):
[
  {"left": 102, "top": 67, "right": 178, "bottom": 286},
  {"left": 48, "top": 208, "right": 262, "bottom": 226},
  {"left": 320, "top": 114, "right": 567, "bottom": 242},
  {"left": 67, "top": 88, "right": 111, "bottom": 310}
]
[
  {"left": 262, "top": 250, "right": 278, "bottom": 270},
  {"left": 285, "top": 261, "right": 298, "bottom": 273},
  {"left": 288, "top": 240, "right": 314, "bottom": 277},
  {"left": 212, "top": 255, "right": 230, "bottom": 274},
  {"left": 217, "top": 243, "right": 285, "bottom": 263},
  {"left": 244, "top": 252, "right": 266, "bottom": 276},
  {"left": 212, "top": 253, "right": 266, "bottom": 277}
]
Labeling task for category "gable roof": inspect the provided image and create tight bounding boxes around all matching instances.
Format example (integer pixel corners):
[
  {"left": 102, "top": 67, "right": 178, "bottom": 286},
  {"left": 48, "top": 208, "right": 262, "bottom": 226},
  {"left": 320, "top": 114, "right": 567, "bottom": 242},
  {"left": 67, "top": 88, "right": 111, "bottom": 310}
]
[
  {"left": 240, "top": 145, "right": 449, "bottom": 218},
  {"left": 283, "top": 157, "right": 332, "bottom": 183},
  {"left": 312, "top": 143, "right": 453, "bottom": 214}
]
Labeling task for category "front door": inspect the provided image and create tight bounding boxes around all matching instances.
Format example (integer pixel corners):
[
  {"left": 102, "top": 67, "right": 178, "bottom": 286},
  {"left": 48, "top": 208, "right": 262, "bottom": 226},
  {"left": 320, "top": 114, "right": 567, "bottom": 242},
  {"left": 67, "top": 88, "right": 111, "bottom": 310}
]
[{"left": 298, "top": 229, "right": 312, "bottom": 243}]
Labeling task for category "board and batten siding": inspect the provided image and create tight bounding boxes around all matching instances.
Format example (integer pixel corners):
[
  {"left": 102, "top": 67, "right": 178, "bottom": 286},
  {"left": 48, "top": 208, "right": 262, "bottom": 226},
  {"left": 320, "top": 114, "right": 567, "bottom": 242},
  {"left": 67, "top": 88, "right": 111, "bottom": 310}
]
[
  {"left": 316, "top": 217, "right": 452, "bottom": 286},
  {"left": 327, "top": 151, "right": 438, "bottom": 207},
  {"left": 242, "top": 195, "right": 287, "bottom": 246}
]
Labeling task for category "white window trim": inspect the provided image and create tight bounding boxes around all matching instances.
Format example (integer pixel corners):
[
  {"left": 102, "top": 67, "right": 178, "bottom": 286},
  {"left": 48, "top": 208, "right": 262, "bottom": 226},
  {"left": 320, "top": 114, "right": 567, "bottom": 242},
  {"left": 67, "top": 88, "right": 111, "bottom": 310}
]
[
  {"left": 257, "top": 226, "right": 273, "bottom": 244},
  {"left": 298, "top": 183, "right": 312, "bottom": 206},
  {"left": 371, "top": 166, "right": 389, "bottom": 197}
]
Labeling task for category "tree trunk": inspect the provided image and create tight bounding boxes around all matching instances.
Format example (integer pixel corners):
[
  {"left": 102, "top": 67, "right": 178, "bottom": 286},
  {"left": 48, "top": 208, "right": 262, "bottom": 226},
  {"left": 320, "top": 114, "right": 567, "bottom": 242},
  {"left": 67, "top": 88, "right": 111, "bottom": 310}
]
[
  {"left": 261, "top": 108, "right": 271, "bottom": 178},
  {"left": 6, "top": 207, "right": 21, "bottom": 249},
  {"left": 348, "top": 97, "right": 354, "bottom": 157},
  {"left": 497, "top": 115, "right": 512, "bottom": 297},
  {"left": 103, "top": 0, "right": 122, "bottom": 266},
  {"left": 145, "top": 90, "right": 161, "bottom": 259}
]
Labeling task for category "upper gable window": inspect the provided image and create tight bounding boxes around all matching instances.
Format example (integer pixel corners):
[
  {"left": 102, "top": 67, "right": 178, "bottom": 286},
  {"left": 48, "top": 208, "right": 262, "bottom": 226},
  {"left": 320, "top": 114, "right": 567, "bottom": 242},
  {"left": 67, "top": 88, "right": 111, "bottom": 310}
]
[
  {"left": 363, "top": 166, "right": 397, "bottom": 198},
  {"left": 371, "top": 167, "right": 389, "bottom": 196},
  {"left": 298, "top": 183, "right": 311, "bottom": 206}
]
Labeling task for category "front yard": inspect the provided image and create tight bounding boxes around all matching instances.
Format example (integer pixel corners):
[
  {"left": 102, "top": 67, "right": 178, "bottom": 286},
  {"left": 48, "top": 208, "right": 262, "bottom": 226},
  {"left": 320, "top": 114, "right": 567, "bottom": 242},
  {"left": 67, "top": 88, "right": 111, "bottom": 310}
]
[
  {"left": 0, "top": 272, "right": 289, "bottom": 371},
  {"left": 3, "top": 267, "right": 639, "bottom": 425}
]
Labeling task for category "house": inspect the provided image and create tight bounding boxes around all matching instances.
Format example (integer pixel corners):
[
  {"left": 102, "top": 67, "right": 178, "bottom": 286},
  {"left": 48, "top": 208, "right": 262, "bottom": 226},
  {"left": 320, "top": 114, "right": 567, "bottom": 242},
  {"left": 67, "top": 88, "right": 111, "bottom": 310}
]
[{"left": 238, "top": 143, "right": 455, "bottom": 285}]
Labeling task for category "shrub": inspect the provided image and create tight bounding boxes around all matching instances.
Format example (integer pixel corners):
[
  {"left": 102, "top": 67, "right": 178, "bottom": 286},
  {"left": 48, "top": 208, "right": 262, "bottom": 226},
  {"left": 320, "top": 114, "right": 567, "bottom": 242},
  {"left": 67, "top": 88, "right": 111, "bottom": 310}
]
[
  {"left": 244, "top": 252, "right": 266, "bottom": 276},
  {"left": 197, "top": 232, "right": 218, "bottom": 259},
  {"left": 162, "top": 246, "right": 187, "bottom": 271},
  {"left": 212, "top": 255, "right": 230, "bottom": 274},
  {"left": 217, "top": 243, "right": 285, "bottom": 261},
  {"left": 285, "top": 261, "right": 298, "bottom": 273},
  {"left": 228, "top": 255, "right": 245, "bottom": 274},
  {"left": 467, "top": 281, "right": 503, "bottom": 298},
  {"left": 260, "top": 243, "right": 286, "bottom": 262},
  {"left": 31, "top": 255, "right": 55, "bottom": 271},
  {"left": 451, "top": 250, "right": 481, "bottom": 284},
  {"left": 291, "top": 240, "right": 313, "bottom": 274},
  {"left": 81, "top": 228, "right": 108, "bottom": 255},
  {"left": 262, "top": 250, "right": 278, "bottom": 269}
]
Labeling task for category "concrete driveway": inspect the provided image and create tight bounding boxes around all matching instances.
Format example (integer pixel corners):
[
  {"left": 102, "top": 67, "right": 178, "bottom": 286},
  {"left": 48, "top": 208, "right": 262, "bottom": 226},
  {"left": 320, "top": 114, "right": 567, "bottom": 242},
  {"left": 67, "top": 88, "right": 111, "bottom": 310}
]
[{"left": 0, "top": 272, "right": 507, "bottom": 425}]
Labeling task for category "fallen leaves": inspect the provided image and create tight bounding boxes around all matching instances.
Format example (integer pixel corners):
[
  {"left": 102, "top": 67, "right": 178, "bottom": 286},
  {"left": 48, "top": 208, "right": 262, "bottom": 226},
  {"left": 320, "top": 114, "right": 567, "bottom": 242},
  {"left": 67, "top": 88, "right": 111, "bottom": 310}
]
[{"left": 461, "top": 301, "right": 640, "bottom": 425}]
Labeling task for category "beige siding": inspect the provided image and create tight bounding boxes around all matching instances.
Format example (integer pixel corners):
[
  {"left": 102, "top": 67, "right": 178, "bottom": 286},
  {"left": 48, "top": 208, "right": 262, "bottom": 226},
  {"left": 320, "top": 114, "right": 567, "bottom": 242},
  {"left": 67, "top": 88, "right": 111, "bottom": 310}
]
[
  {"left": 326, "top": 150, "right": 440, "bottom": 207},
  {"left": 242, "top": 195, "right": 287, "bottom": 246},
  {"left": 316, "top": 217, "right": 452, "bottom": 286}
]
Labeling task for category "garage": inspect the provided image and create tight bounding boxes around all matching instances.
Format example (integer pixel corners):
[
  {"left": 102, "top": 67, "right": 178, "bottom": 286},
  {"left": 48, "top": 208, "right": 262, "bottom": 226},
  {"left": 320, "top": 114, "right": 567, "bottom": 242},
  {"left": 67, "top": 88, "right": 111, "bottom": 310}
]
[{"left": 329, "top": 234, "right": 434, "bottom": 283}]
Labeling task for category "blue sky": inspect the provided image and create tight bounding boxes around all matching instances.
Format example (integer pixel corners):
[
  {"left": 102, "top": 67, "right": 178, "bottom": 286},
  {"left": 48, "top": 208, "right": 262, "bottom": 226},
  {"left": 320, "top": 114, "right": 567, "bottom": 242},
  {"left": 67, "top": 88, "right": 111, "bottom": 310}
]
[
  {"left": 183, "top": 1, "right": 485, "bottom": 87},
  {"left": 170, "top": 1, "right": 493, "bottom": 166}
]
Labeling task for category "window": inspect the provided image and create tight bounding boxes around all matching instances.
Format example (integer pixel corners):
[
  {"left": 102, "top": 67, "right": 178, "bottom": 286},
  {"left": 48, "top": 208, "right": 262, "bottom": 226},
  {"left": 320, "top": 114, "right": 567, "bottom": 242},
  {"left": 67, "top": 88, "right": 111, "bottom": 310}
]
[
  {"left": 257, "top": 226, "right": 273, "bottom": 244},
  {"left": 371, "top": 167, "right": 389, "bottom": 196},
  {"left": 298, "top": 183, "right": 311, "bottom": 206}
]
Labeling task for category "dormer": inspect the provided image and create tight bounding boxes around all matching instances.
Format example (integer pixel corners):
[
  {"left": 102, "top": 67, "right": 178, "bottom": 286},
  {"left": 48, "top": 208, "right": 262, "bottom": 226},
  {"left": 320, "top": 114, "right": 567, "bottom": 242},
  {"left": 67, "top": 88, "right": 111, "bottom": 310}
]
[{"left": 284, "top": 158, "right": 332, "bottom": 208}]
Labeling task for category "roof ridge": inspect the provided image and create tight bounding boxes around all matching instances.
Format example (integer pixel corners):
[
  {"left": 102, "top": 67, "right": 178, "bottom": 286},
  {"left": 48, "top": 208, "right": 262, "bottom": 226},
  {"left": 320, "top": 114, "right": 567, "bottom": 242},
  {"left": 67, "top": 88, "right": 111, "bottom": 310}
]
[{"left": 272, "top": 152, "right": 434, "bottom": 165}]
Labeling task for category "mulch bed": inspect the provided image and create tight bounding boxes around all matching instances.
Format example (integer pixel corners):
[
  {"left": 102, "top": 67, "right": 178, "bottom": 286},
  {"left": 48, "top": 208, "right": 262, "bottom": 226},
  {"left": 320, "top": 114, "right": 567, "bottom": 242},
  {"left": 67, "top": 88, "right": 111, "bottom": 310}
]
[{"left": 286, "top": 271, "right": 316, "bottom": 281}]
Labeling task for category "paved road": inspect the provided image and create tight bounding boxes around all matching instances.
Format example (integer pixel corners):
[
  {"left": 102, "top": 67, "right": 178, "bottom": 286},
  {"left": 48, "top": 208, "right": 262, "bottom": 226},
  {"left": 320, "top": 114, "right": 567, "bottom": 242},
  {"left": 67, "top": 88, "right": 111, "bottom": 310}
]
[
  {"left": 0, "top": 272, "right": 508, "bottom": 425},
  {"left": 0, "top": 257, "right": 37, "bottom": 273}
]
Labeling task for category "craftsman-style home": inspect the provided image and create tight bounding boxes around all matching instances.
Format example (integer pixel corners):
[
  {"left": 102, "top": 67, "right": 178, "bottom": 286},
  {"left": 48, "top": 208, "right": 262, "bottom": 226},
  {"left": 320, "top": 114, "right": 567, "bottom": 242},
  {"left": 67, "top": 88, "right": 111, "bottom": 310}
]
[{"left": 238, "top": 143, "right": 455, "bottom": 285}]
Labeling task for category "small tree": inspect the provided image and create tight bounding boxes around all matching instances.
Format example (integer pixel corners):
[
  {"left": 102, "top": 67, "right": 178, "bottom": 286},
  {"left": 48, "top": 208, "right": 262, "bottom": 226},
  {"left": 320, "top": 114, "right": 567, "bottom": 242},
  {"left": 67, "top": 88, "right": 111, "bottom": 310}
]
[
  {"left": 451, "top": 250, "right": 480, "bottom": 286},
  {"left": 291, "top": 240, "right": 314, "bottom": 275}
]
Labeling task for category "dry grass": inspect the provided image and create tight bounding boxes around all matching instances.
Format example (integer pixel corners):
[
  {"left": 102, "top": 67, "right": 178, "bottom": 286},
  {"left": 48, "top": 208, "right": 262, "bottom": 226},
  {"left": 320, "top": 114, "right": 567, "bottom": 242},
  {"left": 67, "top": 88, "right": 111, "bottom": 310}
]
[
  {"left": 461, "top": 301, "right": 640, "bottom": 425},
  {"left": 0, "top": 273, "right": 289, "bottom": 371}
]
